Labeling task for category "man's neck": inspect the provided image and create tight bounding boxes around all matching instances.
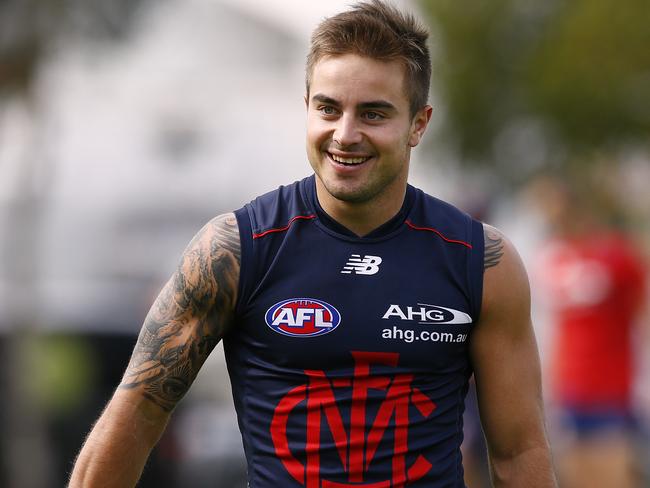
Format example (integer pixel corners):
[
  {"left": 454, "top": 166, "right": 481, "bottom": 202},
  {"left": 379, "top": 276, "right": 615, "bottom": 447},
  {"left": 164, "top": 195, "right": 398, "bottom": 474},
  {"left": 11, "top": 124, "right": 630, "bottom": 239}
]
[{"left": 314, "top": 179, "right": 407, "bottom": 237}]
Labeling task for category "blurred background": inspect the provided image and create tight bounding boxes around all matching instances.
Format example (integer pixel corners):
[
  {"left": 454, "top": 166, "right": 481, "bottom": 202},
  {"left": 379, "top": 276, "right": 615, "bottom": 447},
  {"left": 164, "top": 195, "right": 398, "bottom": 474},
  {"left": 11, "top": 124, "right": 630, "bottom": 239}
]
[{"left": 0, "top": 0, "right": 648, "bottom": 486}]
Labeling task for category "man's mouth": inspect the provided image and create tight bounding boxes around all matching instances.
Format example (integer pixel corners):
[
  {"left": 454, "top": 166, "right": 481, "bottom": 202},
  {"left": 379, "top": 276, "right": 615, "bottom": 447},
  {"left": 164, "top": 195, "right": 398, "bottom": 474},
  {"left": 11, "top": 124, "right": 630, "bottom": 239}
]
[{"left": 328, "top": 152, "right": 371, "bottom": 166}]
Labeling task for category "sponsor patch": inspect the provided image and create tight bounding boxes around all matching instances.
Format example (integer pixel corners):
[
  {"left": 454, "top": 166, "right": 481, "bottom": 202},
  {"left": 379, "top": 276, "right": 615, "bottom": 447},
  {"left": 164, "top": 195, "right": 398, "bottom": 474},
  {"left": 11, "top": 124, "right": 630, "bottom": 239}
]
[
  {"left": 382, "top": 303, "right": 472, "bottom": 324},
  {"left": 265, "top": 298, "right": 341, "bottom": 337}
]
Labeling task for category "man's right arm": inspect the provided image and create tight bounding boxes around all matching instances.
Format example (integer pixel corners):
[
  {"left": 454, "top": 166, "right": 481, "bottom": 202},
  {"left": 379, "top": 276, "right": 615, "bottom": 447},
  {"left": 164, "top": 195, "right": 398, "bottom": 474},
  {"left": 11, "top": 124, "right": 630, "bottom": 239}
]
[{"left": 69, "top": 213, "right": 241, "bottom": 487}]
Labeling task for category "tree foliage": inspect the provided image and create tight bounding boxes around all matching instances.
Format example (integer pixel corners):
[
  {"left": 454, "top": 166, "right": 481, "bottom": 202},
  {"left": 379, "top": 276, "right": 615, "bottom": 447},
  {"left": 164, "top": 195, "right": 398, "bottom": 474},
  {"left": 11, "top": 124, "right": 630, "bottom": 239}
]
[{"left": 421, "top": 0, "right": 650, "bottom": 178}]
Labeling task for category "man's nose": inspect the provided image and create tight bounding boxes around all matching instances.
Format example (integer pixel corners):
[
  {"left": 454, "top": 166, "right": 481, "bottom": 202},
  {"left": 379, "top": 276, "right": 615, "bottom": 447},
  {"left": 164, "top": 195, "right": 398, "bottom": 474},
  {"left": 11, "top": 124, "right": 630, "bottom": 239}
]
[{"left": 333, "top": 114, "right": 363, "bottom": 147}]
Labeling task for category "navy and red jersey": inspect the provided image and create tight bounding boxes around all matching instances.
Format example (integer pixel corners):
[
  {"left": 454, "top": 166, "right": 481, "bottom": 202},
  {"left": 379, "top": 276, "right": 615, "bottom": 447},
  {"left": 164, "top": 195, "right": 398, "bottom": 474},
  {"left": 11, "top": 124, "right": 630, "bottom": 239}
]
[{"left": 226, "top": 175, "right": 485, "bottom": 487}]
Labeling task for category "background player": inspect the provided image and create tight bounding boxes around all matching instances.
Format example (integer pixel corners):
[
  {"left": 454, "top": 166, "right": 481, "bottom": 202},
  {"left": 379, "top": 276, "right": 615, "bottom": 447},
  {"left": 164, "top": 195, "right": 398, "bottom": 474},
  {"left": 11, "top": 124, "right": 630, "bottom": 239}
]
[{"left": 532, "top": 175, "right": 647, "bottom": 488}]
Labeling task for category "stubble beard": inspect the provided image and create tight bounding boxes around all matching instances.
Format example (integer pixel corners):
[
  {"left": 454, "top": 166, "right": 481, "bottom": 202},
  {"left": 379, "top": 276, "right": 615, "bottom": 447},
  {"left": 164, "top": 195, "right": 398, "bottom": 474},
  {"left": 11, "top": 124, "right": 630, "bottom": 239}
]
[
  {"left": 308, "top": 142, "right": 410, "bottom": 206},
  {"left": 318, "top": 164, "right": 407, "bottom": 206}
]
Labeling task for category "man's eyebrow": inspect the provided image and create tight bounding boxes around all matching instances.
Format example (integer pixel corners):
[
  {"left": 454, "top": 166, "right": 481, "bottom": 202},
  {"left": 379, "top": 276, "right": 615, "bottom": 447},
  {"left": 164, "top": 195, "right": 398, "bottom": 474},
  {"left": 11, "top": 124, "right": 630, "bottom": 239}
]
[
  {"left": 311, "top": 94, "right": 397, "bottom": 112},
  {"left": 311, "top": 94, "right": 340, "bottom": 106},
  {"left": 358, "top": 100, "right": 396, "bottom": 111}
]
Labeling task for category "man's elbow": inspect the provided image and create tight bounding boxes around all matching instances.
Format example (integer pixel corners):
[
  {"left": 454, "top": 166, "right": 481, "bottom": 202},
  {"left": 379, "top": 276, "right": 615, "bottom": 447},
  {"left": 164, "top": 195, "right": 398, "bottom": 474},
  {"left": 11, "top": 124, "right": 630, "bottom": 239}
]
[{"left": 489, "top": 444, "right": 558, "bottom": 488}]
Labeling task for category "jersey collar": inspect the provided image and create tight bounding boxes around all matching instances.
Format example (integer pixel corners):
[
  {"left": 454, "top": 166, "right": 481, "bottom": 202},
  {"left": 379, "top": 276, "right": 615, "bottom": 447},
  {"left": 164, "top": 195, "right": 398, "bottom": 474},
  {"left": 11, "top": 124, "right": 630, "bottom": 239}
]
[{"left": 306, "top": 175, "right": 415, "bottom": 239}]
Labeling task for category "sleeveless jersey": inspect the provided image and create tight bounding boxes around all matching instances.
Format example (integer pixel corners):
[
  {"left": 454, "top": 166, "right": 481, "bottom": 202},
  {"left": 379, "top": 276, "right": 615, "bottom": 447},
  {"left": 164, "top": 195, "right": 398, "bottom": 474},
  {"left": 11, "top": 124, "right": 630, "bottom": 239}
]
[{"left": 226, "top": 175, "right": 485, "bottom": 488}]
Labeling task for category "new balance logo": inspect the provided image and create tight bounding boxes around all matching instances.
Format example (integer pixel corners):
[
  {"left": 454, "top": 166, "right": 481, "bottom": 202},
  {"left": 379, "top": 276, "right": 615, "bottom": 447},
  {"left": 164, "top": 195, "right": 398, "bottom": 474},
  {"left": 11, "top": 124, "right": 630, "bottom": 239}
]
[{"left": 341, "top": 254, "right": 383, "bottom": 275}]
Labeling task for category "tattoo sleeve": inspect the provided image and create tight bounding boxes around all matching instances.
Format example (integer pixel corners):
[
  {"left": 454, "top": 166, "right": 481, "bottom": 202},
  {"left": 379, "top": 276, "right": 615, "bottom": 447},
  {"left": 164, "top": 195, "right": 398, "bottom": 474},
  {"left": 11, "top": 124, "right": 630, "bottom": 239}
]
[
  {"left": 483, "top": 225, "right": 504, "bottom": 271},
  {"left": 119, "top": 213, "right": 241, "bottom": 412}
]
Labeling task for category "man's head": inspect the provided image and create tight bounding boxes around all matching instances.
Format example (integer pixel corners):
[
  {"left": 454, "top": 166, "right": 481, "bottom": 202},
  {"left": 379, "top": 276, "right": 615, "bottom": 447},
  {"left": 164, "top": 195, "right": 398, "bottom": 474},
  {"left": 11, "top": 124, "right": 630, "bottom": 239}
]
[
  {"left": 306, "top": 0, "right": 431, "bottom": 118},
  {"left": 304, "top": 2, "right": 433, "bottom": 231}
]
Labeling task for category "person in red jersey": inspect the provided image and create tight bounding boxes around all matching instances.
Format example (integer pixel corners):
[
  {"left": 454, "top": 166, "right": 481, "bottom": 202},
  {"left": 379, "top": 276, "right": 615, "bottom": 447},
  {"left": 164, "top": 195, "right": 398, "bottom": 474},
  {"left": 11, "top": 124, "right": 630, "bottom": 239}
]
[{"left": 534, "top": 176, "right": 647, "bottom": 488}]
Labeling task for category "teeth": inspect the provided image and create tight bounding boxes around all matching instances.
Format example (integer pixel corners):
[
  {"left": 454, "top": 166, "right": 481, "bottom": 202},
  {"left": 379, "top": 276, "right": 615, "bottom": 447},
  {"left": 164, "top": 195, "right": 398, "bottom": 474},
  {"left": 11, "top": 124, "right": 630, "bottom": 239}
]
[{"left": 330, "top": 153, "right": 368, "bottom": 165}]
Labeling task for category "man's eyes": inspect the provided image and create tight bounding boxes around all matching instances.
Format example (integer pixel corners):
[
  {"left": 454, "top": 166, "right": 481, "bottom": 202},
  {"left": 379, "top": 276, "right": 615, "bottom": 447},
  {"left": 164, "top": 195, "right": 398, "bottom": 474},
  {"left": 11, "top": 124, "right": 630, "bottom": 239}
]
[
  {"left": 364, "top": 111, "right": 384, "bottom": 121},
  {"left": 317, "top": 106, "right": 385, "bottom": 121},
  {"left": 318, "top": 106, "right": 338, "bottom": 116}
]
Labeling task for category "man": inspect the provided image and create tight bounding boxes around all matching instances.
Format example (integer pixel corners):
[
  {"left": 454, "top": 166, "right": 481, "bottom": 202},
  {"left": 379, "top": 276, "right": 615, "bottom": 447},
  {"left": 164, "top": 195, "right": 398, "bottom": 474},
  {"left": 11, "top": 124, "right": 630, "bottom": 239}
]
[
  {"left": 70, "top": 1, "right": 556, "bottom": 486},
  {"left": 532, "top": 175, "right": 646, "bottom": 488}
]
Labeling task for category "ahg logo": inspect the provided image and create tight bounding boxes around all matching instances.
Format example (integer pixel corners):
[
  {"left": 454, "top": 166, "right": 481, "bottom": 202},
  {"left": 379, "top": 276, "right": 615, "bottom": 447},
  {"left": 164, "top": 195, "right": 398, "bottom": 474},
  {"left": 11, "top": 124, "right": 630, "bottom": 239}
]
[
  {"left": 270, "top": 351, "right": 436, "bottom": 487},
  {"left": 382, "top": 303, "right": 472, "bottom": 325},
  {"left": 341, "top": 255, "right": 382, "bottom": 275}
]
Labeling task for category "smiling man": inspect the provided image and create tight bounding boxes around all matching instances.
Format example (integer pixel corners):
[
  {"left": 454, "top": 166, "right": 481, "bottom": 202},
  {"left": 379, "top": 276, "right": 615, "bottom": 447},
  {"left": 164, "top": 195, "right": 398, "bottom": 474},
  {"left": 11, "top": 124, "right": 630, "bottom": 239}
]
[
  {"left": 305, "top": 53, "right": 429, "bottom": 236},
  {"left": 70, "top": 2, "right": 557, "bottom": 487}
]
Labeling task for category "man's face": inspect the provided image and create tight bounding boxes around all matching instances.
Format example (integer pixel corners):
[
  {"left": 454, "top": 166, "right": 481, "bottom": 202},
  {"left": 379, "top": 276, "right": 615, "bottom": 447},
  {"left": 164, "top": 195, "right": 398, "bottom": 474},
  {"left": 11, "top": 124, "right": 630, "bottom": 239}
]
[{"left": 306, "top": 54, "right": 430, "bottom": 207}]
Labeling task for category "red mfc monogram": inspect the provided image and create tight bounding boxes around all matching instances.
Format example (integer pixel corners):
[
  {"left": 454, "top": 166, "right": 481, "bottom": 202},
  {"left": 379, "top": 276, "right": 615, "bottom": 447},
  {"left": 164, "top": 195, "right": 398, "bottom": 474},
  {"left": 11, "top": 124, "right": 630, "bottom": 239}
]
[{"left": 270, "top": 351, "right": 437, "bottom": 488}]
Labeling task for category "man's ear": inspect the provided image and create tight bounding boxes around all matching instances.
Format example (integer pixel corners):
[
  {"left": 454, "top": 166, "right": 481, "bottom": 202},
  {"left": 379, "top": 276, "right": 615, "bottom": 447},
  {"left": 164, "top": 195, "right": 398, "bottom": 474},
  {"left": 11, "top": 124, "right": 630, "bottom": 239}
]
[{"left": 409, "top": 105, "right": 433, "bottom": 147}]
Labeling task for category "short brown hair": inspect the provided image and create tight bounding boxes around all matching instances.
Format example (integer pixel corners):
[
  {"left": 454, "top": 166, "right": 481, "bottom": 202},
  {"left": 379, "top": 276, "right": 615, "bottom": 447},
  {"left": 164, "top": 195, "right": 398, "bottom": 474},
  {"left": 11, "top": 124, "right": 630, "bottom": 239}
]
[{"left": 306, "top": 0, "right": 431, "bottom": 117}]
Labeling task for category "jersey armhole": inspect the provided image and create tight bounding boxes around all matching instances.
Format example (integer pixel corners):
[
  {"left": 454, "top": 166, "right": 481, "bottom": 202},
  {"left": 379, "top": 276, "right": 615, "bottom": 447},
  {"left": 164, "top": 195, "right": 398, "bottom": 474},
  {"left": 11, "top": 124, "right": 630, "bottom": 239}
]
[
  {"left": 468, "top": 219, "right": 485, "bottom": 324},
  {"left": 234, "top": 205, "right": 256, "bottom": 317}
]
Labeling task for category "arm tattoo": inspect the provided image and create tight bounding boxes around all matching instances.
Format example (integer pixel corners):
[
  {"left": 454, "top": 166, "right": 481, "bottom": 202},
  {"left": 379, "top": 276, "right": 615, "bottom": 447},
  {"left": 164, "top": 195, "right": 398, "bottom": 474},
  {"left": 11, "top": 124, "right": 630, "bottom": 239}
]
[
  {"left": 483, "top": 226, "right": 504, "bottom": 271},
  {"left": 119, "top": 213, "right": 241, "bottom": 412}
]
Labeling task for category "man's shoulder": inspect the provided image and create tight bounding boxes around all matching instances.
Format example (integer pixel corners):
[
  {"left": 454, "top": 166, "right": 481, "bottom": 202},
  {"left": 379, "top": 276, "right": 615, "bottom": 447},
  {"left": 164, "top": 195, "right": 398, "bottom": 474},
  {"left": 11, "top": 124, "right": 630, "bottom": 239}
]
[
  {"left": 189, "top": 213, "right": 241, "bottom": 259},
  {"left": 407, "top": 184, "right": 481, "bottom": 241},
  {"left": 237, "top": 176, "right": 315, "bottom": 239}
]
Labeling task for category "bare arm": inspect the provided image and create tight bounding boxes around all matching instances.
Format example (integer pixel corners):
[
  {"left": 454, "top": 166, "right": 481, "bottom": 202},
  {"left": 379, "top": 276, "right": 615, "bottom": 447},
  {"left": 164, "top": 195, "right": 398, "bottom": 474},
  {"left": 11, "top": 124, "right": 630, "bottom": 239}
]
[
  {"left": 470, "top": 224, "right": 557, "bottom": 487},
  {"left": 69, "top": 213, "right": 240, "bottom": 487}
]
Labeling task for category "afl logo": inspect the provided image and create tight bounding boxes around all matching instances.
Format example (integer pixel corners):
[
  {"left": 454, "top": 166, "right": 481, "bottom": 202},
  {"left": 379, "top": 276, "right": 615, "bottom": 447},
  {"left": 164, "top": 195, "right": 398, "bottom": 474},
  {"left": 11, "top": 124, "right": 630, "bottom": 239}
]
[{"left": 265, "top": 298, "right": 341, "bottom": 337}]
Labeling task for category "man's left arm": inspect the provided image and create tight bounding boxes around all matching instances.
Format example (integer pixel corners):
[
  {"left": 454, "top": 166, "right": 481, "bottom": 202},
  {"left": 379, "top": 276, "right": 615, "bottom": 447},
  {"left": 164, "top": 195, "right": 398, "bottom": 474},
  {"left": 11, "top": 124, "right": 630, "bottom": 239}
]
[{"left": 470, "top": 224, "right": 557, "bottom": 487}]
